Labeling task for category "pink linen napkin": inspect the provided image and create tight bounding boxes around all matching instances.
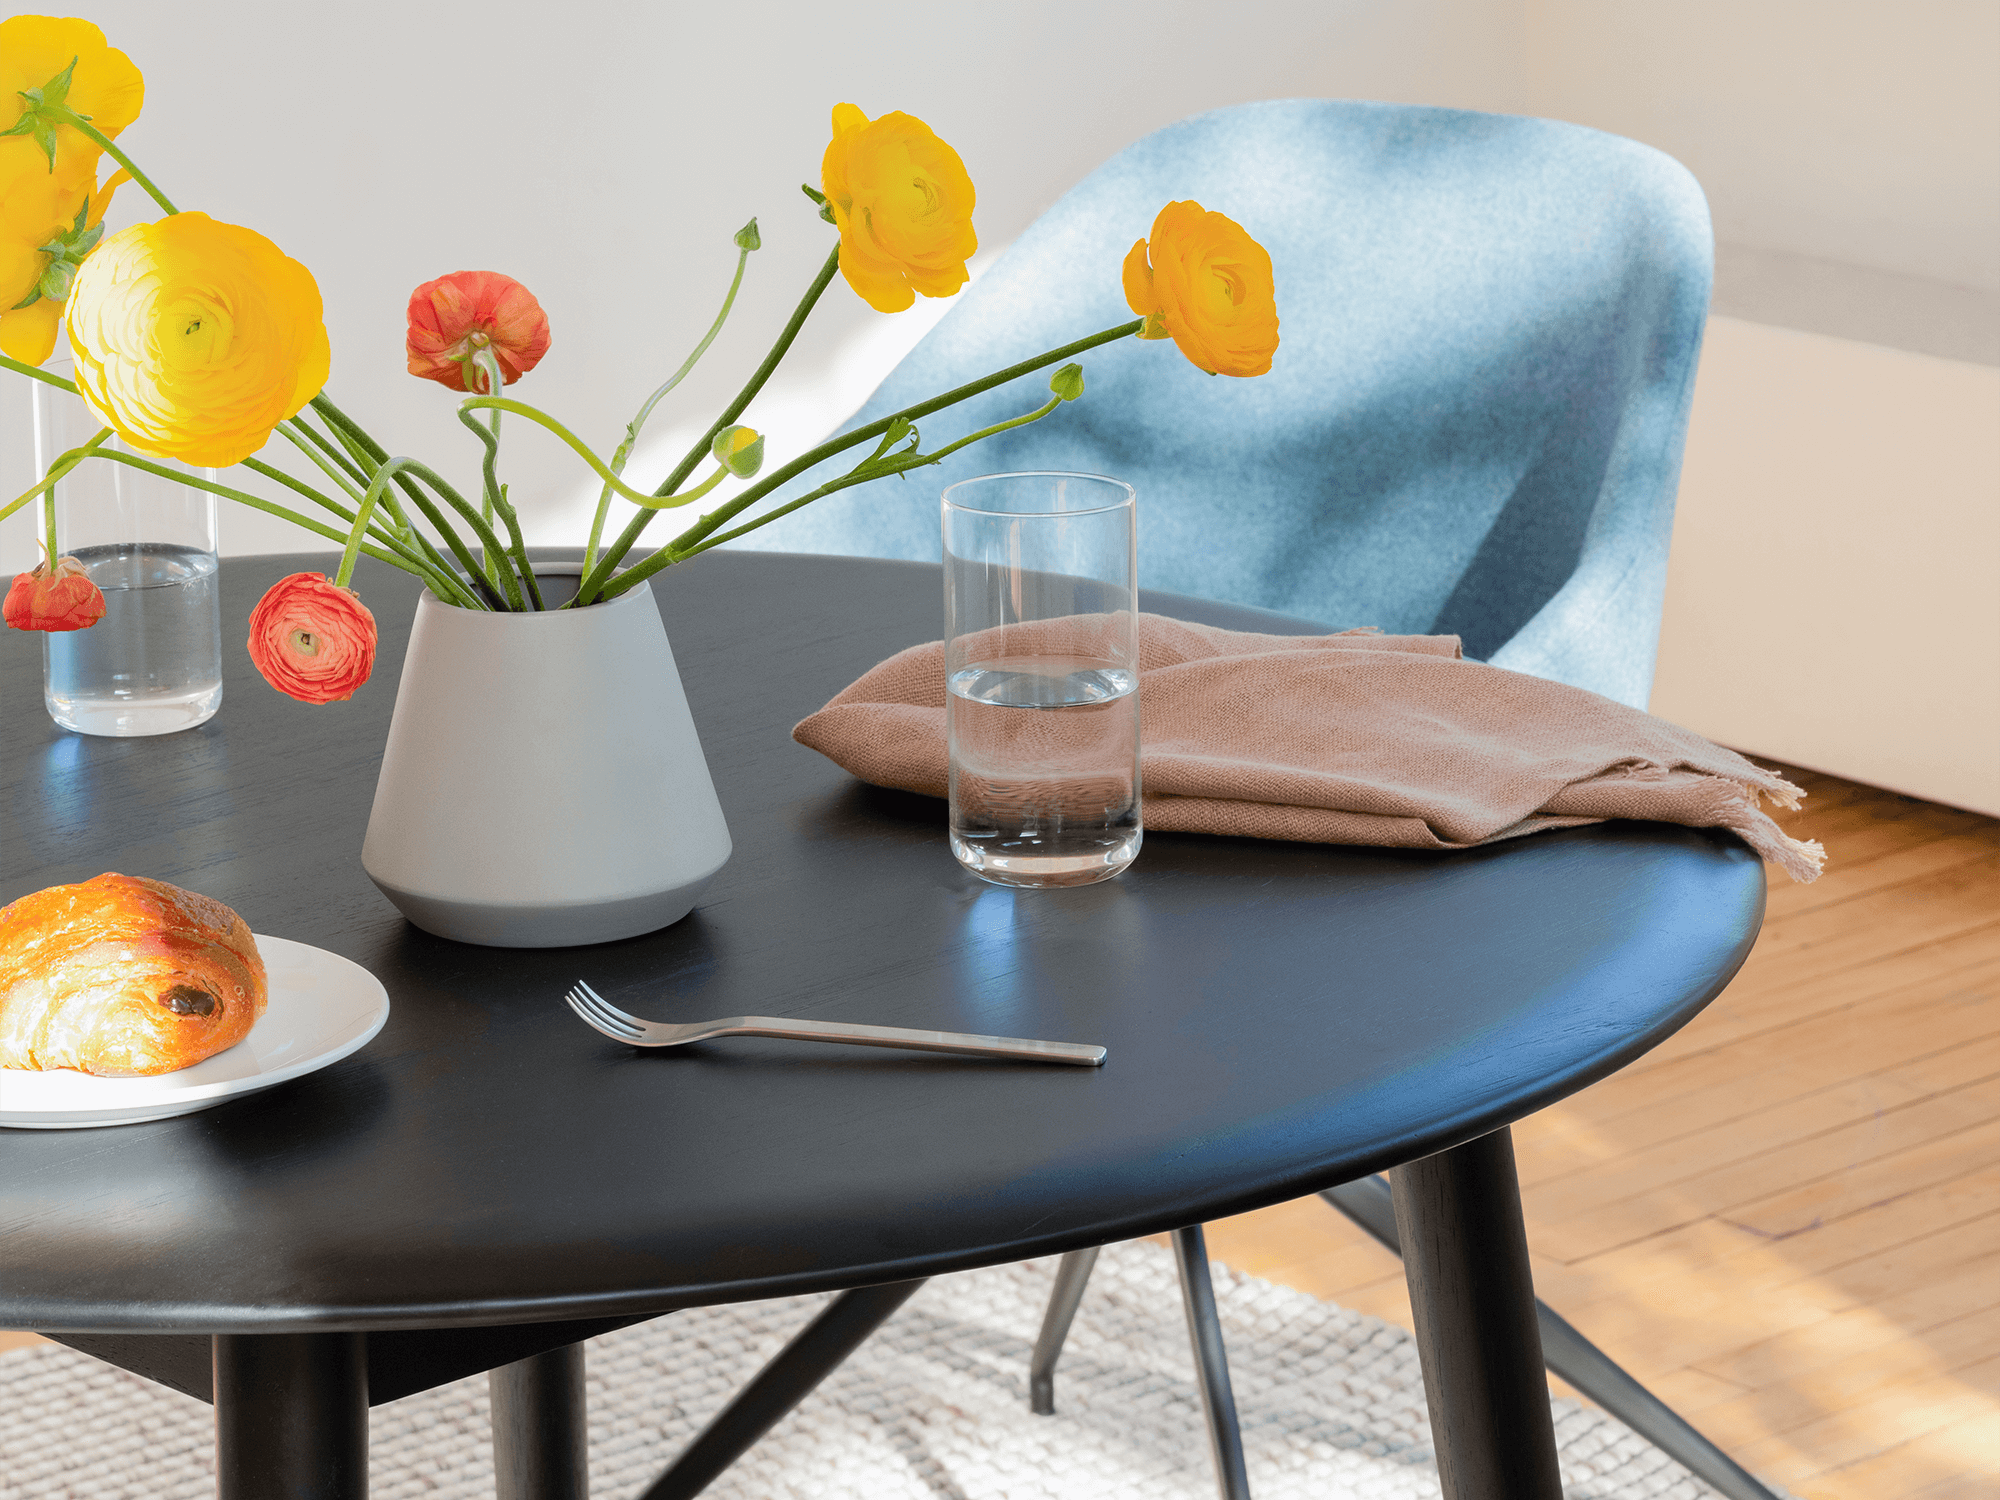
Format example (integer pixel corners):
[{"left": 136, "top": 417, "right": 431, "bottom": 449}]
[{"left": 793, "top": 614, "right": 1825, "bottom": 882}]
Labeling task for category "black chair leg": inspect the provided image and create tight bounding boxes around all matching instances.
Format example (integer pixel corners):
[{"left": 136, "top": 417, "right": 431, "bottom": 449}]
[
  {"left": 1172, "top": 1225, "right": 1254, "bottom": 1500},
  {"left": 1029, "top": 1233, "right": 1253, "bottom": 1500},
  {"left": 1322, "top": 1173, "right": 1782, "bottom": 1500},
  {"left": 638, "top": 1279, "right": 926, "bottom": 1500},
  {"left": 1030, "top": 1245, "right": 1100, "bottom": 1414}
]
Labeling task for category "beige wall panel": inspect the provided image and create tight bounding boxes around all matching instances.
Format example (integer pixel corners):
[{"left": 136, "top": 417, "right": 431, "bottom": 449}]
[{"left": 1651, "top": 317, "right": 2000, "bottom": 814}]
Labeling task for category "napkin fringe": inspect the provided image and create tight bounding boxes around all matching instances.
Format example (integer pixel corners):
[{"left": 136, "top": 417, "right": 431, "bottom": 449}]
[{"left": 1693, "top": 771, "right": 1825, "bottom": 883}]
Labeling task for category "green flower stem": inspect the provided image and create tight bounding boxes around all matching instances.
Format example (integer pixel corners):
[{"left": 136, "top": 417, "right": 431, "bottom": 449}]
[
  {"left": 601, "top": 318, "right": 1145, "bottom": 600},
  {"left": 584, "top": 237, "right": 754, "bottom": 576},
  {"left": 276, "top": 420, "right": 366, "bottom": 502},
  {"left": 42, "top": 485, "right": 56, "bottom": 567},
  {"left": 237, "top": 455, "right": 460, "bottom": 594},
  {"left": 0, "top": 425, "right": 112, "bottom": 527},
  {"left": 333, "top": 459, "right": 409, "bottom": 590},
  {"left": 77, "top": 447, "right": 469, "bottom": 600},
  {"left": 314, "top": 403, "right": 391, "bottom": 478},
  {"left": 0, "top": 352, "right": 79, "bottom": 394},
  {"left": 52, "top": 112, "right": 179, "bottom": 217},
  {"left": 458, "top": 358, "right": 542, "bottom": 610},
  {"left": 310, "top": 395, "right": 503, "bottom": 609},
  {"left": 652, "top": 392, "right": 1065, "bottom": 567},
  {"left": 578, "top": 242, "right": 844, "bottom": 605},
  {"left": 282, "top": 414, "right": 371, "bottom": 494},
  {"left": 395, "top": 459, "right": 525, "bottom": 610},
  {"left": 285, "top": 411, "right": 460, "bottom": 588},
  {"left": 458, "top": 396, "right": 710, "bottom": 512},
  {"left": 905, "top": 391, "right": 1065, "bottom": 467}
]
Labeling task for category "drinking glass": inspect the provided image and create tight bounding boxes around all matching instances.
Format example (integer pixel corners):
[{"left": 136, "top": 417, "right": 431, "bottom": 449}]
[
  {"left": 33, "top": 361, "right": 223, "bottom": 736},
  {"left": 942, "top": 472, "right": 1140, "bottom": 888}
]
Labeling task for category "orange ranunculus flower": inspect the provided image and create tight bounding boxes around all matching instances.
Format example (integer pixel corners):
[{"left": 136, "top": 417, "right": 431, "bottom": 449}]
[
  {"left": 821, "top": 103, "right": 976, "bottom": 314},
  {"left": 4, "top": 555, "right": 106, "bottom": 632},
  {"left": 246, "top": 573, "right": 377, "bottom": 704},
  {"left": 405, "top": 270, "right": 550, "bottom": 393},
  {"left": 66, "top": 212, "right": 331, "bottom": 467},
  {"left": 0, "top": 15, "right": 144, "bottom": 180},
  {"left": 1122, "top": 201, "right": 1279, "bottom": 378}
]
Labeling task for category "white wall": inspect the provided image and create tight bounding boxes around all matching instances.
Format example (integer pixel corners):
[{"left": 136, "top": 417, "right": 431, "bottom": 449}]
[
  {"left": 1527, "top": 0, "right": 2000, "bottom": 291},
  {"left": 1, "top": 0, "right": 1525, "bottom": 570}
]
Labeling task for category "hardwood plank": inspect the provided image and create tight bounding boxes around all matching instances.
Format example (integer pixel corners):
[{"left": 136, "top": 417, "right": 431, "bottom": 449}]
[
  {"left": 1563, "top": 919, "right": 2000, "bottom": 1087},
  {"left": 1692, "top": 1248, "right": 2000, "bottom": 1389},
  {"left": 1736, "top": 853, "right": 2000, "bottom": 980},
  {"left": 1904, "top": 1472, "right": 2000, "bottom": 1500},
  {"left": 1724, "top": 1350, "right": 2000, "bottom": 1484},
  {"left": 1789, "top": 1209, "right": 2000, "bottom": 1311},
  {"left": 1520, "top": 1031, "right": 2000, "bottom": 1214},
  {"left": 1720, "top": 1117, "right": 2000, "bottom": 1244},
  {"left": 1535, "top": 1088, "right": 2000, "bottom": 1262},
  {"left": 1549, "top": 1164, "right": 2000, "bottom": 1325},
  {"left": 1515, "top": 979, "right": 2000, "bottom": 1184}
]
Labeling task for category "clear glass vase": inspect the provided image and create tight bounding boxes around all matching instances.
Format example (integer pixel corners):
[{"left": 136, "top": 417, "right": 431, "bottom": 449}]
[{"left": 33, "top": 361, "right": 223, "bottom": 737}]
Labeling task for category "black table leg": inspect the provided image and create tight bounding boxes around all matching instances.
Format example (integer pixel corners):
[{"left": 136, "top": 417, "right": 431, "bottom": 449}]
[
  {"left": 213, "top": 1332, "right": 368, "bottom": 1500},
  {"left": 1391, "top": 1127, "right": 1563, "bottom": 1500},
  {"left": 640, "top": 1279, "right": 927, "bottom": 1500},
  {"left": 491, "top": 1341, "right": 588, "bottom": 1500}
]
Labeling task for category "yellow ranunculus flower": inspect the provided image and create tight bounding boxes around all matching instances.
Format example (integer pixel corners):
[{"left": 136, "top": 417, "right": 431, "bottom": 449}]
[
  {"left": 0, "top": 15, "right": 144, "bottom": 180},
  {"left": 66, "top": 212, "right": 331, "bottom": 467},
  {"left": 821, "top": 103, "right": 976, "bottom": 314},
  {"left": 1123, "top": 201, "right": 1279, "bottom": 378},
  {"left": 0, "top": 162, "right": 123, "bottom": 364}
]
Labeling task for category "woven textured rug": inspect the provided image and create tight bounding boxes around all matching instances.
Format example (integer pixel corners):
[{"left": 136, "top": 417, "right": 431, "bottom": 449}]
[{"left": 2, "top": 1240, "right": 1733, "bottom": 1499}]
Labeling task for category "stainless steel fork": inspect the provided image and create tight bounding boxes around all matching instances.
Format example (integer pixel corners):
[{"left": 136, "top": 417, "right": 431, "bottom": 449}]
[{"left": 564, "top": 981, "right": 1107, "bottom": 1066}]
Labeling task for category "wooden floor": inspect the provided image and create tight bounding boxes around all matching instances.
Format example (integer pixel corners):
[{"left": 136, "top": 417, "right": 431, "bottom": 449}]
[
  {"left": 5, "top": 766, "right": 1995, "bottom": 1495},
  {"left": 1202, "top": 764, "right": 2000, "bottom": 1498}
]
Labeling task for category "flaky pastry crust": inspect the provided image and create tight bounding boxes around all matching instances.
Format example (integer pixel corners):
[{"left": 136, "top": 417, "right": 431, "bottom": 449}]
[{"left": 0, "top": 874, "right": 267, "bottom": 1076}]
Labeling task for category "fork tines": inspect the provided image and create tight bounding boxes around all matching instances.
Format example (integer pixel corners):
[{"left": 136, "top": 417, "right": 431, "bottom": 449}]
[{"left": 566, "top": 983, "right": 645, "bottom": 1041}]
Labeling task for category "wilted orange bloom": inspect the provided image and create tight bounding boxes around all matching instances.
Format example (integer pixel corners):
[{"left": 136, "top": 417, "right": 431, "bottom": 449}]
[
  {"left": 1123, "top": 201, "right": 1279, "bottom": 378},
  {"left": 821, "top": 104, "right": 976, "bottom": 314},
  {"left": 3, "top": 556, "right": 106, "bottom": 632},
  {"left": 406, "top": 271, "right": 550, "bottom": 393},
  {"left": 246, "top": 573, "right": 377, "bottom": 704}
]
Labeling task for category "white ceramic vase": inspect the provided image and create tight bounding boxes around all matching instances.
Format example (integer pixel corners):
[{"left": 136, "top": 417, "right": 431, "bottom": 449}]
[{"left": 361, "top": 568, "right": 731, "bottom": 947}]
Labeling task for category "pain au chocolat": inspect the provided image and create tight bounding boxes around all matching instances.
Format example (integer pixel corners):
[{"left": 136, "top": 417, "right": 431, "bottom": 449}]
[{"left": 0, "top": 873, "right": 267, "bottom": 1077}]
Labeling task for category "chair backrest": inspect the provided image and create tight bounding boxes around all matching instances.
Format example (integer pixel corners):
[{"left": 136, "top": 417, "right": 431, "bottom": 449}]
[{"left": 737, "top": 100, "right": 1712, "bottom": 708}]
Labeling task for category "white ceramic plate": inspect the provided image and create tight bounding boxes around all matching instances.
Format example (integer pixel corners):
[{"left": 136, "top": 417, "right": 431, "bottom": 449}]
[{"left": 0, "top": 935, "right": 389, "bottom": 1129}]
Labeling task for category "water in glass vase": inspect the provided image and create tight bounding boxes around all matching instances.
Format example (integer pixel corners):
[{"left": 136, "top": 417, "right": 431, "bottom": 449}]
[
  {"left": 43, "top": 544, "right": 224, "bottom": 736},
  {"left": 947, "top": 658, "right": 1141, "bottom": 887}
]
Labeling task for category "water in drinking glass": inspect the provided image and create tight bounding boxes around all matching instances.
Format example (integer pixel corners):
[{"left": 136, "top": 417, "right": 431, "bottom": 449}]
[
  {"left": 947, "top": 656, "right": 1141, "bottom": 887},
  {"left": 43, "top": 543, "right": 224, "bottom": 736}
]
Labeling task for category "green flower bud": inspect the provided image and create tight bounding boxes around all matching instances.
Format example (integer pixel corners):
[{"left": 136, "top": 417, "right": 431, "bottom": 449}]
[
  {"left": 735, "top": 218, "right": 761, "bottom": 252},
  {"left": 1049, "top": 363, "right": 1085, "bottom": 402},
  {"left": 712, "top": 424, "right": 765, "bottom": 479}
]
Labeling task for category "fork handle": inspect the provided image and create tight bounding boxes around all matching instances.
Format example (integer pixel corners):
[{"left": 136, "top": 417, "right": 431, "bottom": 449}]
[{"left": 717, "top": 1018, "right": 1106, "bottom": 1066}]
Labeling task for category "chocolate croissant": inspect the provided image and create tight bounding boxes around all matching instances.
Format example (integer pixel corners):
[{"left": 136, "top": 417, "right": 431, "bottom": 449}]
[{"left": 0, "top": 873, "right": 267, "bottom": 1077}]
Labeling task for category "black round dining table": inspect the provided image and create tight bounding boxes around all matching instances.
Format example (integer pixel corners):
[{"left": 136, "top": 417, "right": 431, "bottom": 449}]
[{"left": 0, "top": 551, "right": 1766, "bottom": 1500}]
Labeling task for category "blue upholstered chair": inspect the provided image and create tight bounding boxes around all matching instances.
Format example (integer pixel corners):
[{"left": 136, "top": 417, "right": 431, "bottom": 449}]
[
  {"left": 741, "top": 101, "right": 1774, "bottom": 1500},
  {"left": 734, "top": 97, "right": 1714, "bottom": 711}
]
